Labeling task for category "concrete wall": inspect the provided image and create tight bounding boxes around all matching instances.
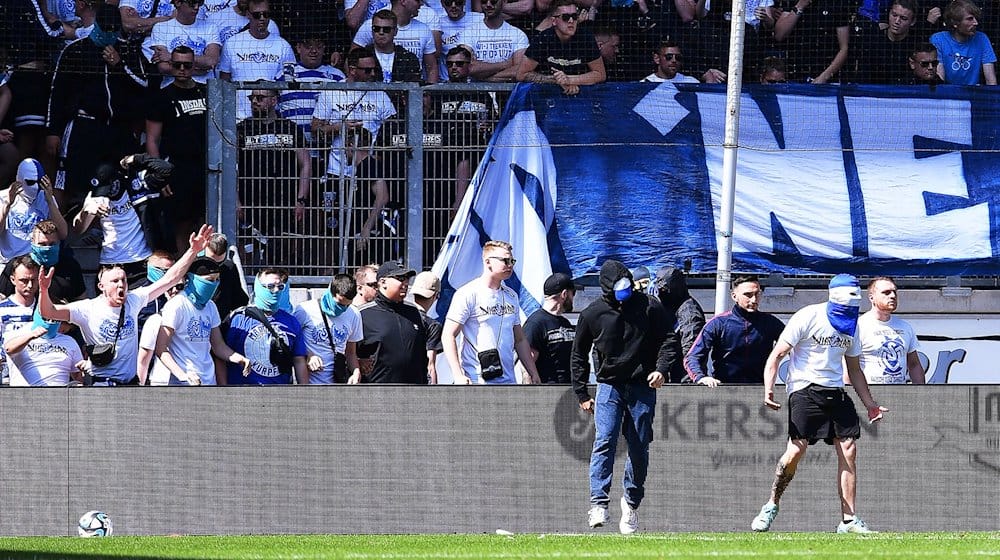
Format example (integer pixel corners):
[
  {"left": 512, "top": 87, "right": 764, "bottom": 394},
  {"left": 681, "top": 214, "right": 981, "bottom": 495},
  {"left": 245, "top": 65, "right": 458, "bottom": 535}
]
[{"left": 0, "top": 386, "right": 996, "bottom": 536}]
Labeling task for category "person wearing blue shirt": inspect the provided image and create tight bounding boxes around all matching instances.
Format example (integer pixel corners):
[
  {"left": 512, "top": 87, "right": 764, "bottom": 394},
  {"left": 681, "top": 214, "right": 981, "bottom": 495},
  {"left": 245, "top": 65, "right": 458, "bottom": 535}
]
[
  {"left": 222, "top": 268, "right": 308, "bottom": 385},
  {"left": 930, "top": 0, "right": 997, "bottom": 84}
]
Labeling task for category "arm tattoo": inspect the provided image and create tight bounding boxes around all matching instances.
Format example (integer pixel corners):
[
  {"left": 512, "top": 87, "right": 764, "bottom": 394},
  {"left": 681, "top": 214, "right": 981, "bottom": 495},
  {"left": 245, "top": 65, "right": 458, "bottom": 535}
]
[{"left": 771, "top": 461, "right": 795, "bottom": 503}]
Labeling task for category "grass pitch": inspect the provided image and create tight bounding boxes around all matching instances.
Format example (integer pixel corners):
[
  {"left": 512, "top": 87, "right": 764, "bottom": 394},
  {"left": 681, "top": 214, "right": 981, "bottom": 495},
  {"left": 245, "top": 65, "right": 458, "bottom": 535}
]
[{"left": 0, "top": 532, "right": 995, "bottom": 559}]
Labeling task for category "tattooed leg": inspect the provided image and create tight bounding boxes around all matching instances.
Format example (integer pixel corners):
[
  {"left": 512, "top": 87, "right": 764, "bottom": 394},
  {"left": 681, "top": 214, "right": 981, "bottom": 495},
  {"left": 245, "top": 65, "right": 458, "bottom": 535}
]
[{"left": 770, "top": 439, "right": 807, "bottom": 505}]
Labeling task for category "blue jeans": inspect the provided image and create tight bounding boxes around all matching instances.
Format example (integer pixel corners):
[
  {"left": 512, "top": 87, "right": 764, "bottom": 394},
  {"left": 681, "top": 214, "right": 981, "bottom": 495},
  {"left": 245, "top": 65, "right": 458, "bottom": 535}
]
[{"left": 589, "top": 380, "right": 656, "bottom": 509}]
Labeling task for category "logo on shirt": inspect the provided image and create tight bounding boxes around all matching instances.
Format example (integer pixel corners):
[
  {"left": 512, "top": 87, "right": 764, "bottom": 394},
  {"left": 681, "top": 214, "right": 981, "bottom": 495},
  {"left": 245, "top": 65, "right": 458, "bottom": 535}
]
[
  {"left": 237, "top": 52, "right": 285, "bottom": 64},
  {"left": 98, "top": 315, "right": 135, "bottom": 340},
  {"left": 875, "top": 337, "right": 906, "bottom": 381},
  {"left": 245, "top": 323, "right": 280, "bottom": 377},
  {"left": 478, "top": 302, "right": 516, "bottom": 317},
  {"left": 168, "top": 36, "right": 208, "bottom": 55},
  {"left": 175, "top": 98, "right": 207, "bottom": 117},
  {"left": 185, "top": 316, "right": 213, "bottom": 342},
  {"left": 950, "top": 53, "right": 973, "bottom": 71},
  {"left": 810, "top": 334, "right": 852, "bottom": 349}
]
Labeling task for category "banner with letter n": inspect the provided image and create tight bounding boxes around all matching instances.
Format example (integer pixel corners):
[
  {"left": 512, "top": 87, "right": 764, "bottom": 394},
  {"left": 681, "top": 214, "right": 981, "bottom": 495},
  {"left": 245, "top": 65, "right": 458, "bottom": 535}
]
[{"left": 432, "top": 83, "right": 1000, "bottom": 318}]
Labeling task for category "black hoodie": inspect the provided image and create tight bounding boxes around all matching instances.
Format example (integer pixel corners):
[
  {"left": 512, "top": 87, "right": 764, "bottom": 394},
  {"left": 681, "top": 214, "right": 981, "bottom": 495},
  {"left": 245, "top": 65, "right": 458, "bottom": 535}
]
[{"left": 571, "top": 260, "right": 681, "bottom": 402}]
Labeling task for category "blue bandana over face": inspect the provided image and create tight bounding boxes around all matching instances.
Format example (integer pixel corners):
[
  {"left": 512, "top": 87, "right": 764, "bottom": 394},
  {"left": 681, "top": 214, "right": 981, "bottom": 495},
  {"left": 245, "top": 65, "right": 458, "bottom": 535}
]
[
  {"left": 827, "top": 274, "right": 861, "bottom": 336},
  {"left": 185, "top": 273, "right": 220, "bottom": 310}
]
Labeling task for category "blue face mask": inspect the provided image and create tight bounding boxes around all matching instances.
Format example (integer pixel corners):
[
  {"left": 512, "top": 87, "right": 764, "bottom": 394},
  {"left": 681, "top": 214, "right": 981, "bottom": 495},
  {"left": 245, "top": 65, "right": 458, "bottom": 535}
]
[
  {"left": 277, "top": 282, "right": 292, "bottom": 313},
  {"left": 185, "top": 273, "right": 220, "bottom": 310},
  {"left": 30, "top": 243, "right": 59, "bottom": 266},
  {"left": 89, "top": 24, "right": 118, "bottom": 48},
  {"left": 320, "top": 291, "right": 350, "bottom": 317},
  {"left": 32, "top": 306, "right": 60, "bottom": 339},
  {"left": 613, "top": 277, "right": 633, "bottom": 302},
  {"left": 147, "top": 265, "right": 167, "bottom": 284},
  {"left": 253, "top": 277, "right": 282, "bottom": 312}
]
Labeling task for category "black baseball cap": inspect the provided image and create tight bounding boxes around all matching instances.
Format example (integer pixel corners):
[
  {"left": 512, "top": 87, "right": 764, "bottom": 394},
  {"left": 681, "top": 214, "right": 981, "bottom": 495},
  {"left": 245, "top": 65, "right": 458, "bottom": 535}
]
[
  {"left": 377, "top": 260, "right": 416, "bottom": 280},
  {"left": 543, "top": 272, "right": 575, "bottom": 296}
]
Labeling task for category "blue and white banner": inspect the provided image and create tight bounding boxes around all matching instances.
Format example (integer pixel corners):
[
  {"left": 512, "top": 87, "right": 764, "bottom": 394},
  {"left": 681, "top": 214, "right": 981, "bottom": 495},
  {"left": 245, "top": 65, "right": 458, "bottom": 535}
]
[{"left": 432, "top": 83, "right": 1000, "bottom": 317}]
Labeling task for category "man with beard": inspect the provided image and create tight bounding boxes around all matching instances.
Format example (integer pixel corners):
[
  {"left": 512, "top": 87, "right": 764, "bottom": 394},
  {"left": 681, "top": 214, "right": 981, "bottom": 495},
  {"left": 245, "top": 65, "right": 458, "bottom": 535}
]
[
  {"left": 684, "top": 275, "right": 785, "bottom": 386},
  {"left": 523, "top": 272, "right": 576, "bottom": 384},
  {"left": 856, "top": 276, "right": 924, "bottom": 384},
  {"left": 466, "top": 0, "right": 529, "bottom": 82}
]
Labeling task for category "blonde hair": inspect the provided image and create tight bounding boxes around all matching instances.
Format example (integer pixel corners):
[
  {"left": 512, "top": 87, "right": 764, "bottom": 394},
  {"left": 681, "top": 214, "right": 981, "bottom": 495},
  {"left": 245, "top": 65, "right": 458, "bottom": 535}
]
[{"left": 482, "top": 240, "right": 513, "bottom": 256}]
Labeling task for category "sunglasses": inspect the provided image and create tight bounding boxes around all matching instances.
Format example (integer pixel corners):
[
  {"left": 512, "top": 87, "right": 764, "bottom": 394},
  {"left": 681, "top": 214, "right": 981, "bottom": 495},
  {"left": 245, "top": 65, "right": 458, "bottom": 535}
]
[
  {"left": 446, "top": 60, "right": 469, "bottom": 67},
  {"left": 483, "top": 0, "right": 501, "bottom": 5},
  {"left": 372, "top": 24, "right": 396, "bottom": 33},
  {"left": 556, "top": 12, "right": 579, "bottom": 22},
  {"left": 361, "top": 281, "right": 378, "bottom": 288},
  {"left": 250, "top": 10, "right": 270, "bottom": 19},
  {"left": 171, "top": 60, "right": 194, "bottom": 69},
  {"left": 23, "top": 179, "right": 39, "bottom": 186},
  {"left": 260, "top": 282, "right": 285, "bottom": 292},
  {"left": 442, "top": 0, "right": 464, "bottom": 5},
  {"left": 659, "top": 53, "right": 683, "bottom": 61},
  {"left": 487, "top": 256, "right": 517, "bottom": 266},
  {"left": 918, "top": 60, "right": 939, "bottom": 68},
  {"left": 248, "top": 94, "right": 276, "bottom": 101}
]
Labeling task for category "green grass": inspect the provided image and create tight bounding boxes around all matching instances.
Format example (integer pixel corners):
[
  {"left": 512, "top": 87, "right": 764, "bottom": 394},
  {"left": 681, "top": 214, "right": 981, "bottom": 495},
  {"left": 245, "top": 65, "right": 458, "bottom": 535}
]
[{"left": 0, "top": 533, "right": 996, "bottom": 560}]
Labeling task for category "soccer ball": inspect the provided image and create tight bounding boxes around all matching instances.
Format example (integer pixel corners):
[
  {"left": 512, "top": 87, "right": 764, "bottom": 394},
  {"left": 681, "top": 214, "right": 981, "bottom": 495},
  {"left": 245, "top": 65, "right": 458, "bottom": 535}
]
[{"left": 78, "top": 511, "right": 112, "bottom": 537}]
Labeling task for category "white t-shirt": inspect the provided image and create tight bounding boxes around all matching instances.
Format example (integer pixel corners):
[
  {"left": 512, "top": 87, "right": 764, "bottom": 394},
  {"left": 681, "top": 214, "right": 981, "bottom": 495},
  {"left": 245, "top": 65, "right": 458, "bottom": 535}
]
[
  {"left": 8, "top": 333, "right": 83, "bottom": 387},
  {"left": 857, "top": 311, "right": 919, "bottom": 384},
  {"left": 219, "top": 30, "right": 295, "bottom": 119},
  {"left": 445, "top": 280, "right": 520, "bottom": 384},
  {"left": 0, "top": 298, "right": 35, "bottom": 381},
  {"left": 119, "top": 0, "right": 175, "bottom": 18},
  {"left": 312, "top": 89, "right": 397, "bottom": 176},
  {"left": 198, "top": 0, "right": 234, "bottom": 20},
  {"left": 0, "top": 191, "right": 54, "bottom": 264},
  {"left": 353, "top": 19, "right": 436, "bottom": 74},
  {"left": 208, "top": 7, "right": 280, "bottom": 45},
  {"left": 466, "top": 18, "right": 528, "bottom": 66},
  {"left": 293, "top": 299, "right": 363, "bottom": 384},
  {"left": 148, "top": 18, "right": 222, "bottom": 86},
  {"left": 343, "top": 0, "right": 391, "bottom": 27},
  {"left": 67, "top": 287, "right": 153, "bottom": 382},
  {"left": 139, "top": 312, "right": 167, "bottom": 385},
  {"left": 437, "top": 12, "right": 478, "bottom": 81},
  {"left": 779, "top": 302, "right": 861, "bottom": 395},
  {"left": 149, "top": 295, "right": 221, "bottom": 385},
  {"left": 641, "top": 73, "right": 700, "bottom": 83},
  {"left": 91, "top": 193, "right": 152, "bottom": 265}
]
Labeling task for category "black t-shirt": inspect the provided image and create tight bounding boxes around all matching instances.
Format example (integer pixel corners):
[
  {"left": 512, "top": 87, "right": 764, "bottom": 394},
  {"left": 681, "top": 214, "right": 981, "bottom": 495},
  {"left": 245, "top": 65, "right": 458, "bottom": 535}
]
[
  {"left": 781, "top": 0, "right": 858, "bottom": 81},
  {"left": 147, "top": 84, "right": 207, "bottom": 159},
  {"left": 523, "top": 308, "right": 574, "bottom": 384},
  {"left": 854, "top": 28, "right": 920, "bottom": 84},
  {"left": 524, "top": 27, "right": 602, "bottom": 76},
  {"left": 236, "top": 116, "right": 306, "bottom": 206}
]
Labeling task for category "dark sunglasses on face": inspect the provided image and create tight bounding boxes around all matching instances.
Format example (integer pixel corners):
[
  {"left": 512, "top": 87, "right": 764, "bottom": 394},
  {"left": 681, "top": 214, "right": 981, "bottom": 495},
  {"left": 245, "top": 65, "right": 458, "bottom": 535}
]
[
  {"left": 660, "top": 53, "right": 682, "bottom": 61},
  {"left": 363, "top": 281, "right": 378, "bottom": 288},
  {"left": 483, "top": 0, "right": 501, "bottom": 5},
  {"left": 442, "top": 0, "right": 464, "bottom": 6},
  {"left": 250, "top": 10, "right": 270, "bottom": 19},
  {"left": 556, "top": 12, "right": 579, "bottom": 22},
  {"left": 23, "top": 179, "right": 39, "bottom": 186},
  {"left": 446, "top": 60, "right": 469, "bottom": 67},
  {"left": 918, "top": 60, "right": 939, "bottom": 68},
  {"left": 488, "top": 256, "right": 516, "bottom": 266},
  {"left": 248, "top": 94, "right": 275, "bottom": 101},
  {"left": 171, "top": 61, "right": 194, "bottom": 69},
  {"left": 372, "top": 24, "right": 396, "bottom": 33}
]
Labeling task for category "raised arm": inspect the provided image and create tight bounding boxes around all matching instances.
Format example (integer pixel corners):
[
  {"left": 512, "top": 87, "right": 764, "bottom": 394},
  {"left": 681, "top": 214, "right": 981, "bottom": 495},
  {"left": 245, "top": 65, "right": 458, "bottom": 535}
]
[
  {"left": 38, "top": 266, "right": 72, "bottom": 322},
  {"left": 147, "top": 224, "right": 214, "bottom": 300}
]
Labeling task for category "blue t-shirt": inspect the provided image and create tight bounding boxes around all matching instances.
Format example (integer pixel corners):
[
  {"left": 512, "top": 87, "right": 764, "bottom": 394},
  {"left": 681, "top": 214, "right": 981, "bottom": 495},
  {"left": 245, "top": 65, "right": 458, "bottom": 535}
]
[
  {"left": 931, "top": 31, "right": 997, "bottom": 85},
  {"left": 223, "top": 307, "right": 306, "bottom": 384}
]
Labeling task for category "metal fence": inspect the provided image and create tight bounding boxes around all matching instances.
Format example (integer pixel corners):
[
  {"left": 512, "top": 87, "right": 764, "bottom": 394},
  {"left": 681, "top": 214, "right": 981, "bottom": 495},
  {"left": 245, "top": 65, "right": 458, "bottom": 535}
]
[{"left": 207, "top": 80, "right": 512, "bottom": 282}]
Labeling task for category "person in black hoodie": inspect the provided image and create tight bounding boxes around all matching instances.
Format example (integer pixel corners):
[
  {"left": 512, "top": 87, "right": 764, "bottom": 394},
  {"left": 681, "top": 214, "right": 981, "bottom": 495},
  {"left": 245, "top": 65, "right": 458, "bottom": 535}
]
[
  {"left": 571, "top": 259, "right": 681, "bottom": 535},
  {"left": 655, "top": 266, "right": 706, "bottom": 383}
]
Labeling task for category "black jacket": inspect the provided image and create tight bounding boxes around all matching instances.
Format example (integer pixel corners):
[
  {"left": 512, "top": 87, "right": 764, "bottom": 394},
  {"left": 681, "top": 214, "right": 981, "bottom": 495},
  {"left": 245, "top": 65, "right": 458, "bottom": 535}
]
[
  {"left": 571, "top": 260, "right": 681, "bottom": 402},
  {"left": 358, "top": 293, "right": 429, "bottom": 384},
  {"left": 656, "top": 266, "right": 706, "bottom": 382}
]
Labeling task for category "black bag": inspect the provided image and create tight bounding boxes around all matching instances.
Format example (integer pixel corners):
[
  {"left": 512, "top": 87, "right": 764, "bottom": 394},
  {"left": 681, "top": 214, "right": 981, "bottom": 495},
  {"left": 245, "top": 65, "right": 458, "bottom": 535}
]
[
  {"left": 478, "top": 348, "right": 503, "bottom": 381},
  {"left": 321, "top": 307, "right": 349, "bottom": 383},
  {"left": 245, "top": 306, "right": 296, "bottom": 376},
  {"left": 87, "top": 302, "right": 126, "bottom": 367}
]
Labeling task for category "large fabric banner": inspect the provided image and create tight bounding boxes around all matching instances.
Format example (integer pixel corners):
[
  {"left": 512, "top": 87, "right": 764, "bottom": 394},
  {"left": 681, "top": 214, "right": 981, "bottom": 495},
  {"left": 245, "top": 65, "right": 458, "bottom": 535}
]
[{"left": 432, "top": 83, "right": 1000, "bottom": 317}]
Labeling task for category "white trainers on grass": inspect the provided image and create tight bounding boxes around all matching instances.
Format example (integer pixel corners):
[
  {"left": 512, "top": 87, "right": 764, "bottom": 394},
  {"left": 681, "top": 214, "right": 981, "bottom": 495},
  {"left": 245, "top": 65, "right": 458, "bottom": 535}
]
[
  {"left": 588, "top": 506, "right": 608, "bottom": 528},
  {"left": 619, "top": 497, "right": 639, "bottom": 535}
]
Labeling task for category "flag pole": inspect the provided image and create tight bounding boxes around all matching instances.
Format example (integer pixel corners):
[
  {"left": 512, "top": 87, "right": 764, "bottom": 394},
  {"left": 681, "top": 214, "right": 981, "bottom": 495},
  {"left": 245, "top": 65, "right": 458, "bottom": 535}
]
[{"left": 715, "top": 0, "right": 748, "bottom": 314}]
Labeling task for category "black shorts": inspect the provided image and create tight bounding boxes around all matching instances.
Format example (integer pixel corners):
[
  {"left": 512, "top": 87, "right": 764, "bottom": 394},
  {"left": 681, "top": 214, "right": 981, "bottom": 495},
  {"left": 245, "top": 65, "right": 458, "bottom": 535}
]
[{"left": 788, "top": 384, "right": 861, "bottom": 445}]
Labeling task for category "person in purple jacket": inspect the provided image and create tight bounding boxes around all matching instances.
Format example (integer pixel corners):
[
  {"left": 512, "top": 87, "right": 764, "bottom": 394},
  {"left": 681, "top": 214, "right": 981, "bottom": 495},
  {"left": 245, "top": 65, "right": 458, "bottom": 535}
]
[{"left": 683, "top": 276, "right": 784, "bottom": 386}]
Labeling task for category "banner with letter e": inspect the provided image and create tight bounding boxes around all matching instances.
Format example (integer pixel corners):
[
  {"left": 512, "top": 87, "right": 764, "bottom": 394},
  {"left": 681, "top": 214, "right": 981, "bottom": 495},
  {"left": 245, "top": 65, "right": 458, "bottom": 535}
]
[{"left": 431, "top": 83, "right": 1000, "bottom": 320}]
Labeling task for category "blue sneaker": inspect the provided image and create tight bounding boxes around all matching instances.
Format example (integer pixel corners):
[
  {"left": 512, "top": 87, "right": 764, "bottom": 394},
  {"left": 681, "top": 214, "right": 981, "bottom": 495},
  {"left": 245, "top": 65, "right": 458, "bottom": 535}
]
[
  {"left": 837, "top": 517, "right": 877, "bottom": 534},
  {"left": 751, "top": 503, "right": 779, "bottom": 532}
]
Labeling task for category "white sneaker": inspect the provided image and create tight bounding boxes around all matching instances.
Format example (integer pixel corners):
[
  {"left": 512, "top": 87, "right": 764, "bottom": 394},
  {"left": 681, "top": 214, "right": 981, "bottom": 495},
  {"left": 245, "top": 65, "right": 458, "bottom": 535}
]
[
  {"left": 588, "top": 506, "right": 609, "bottom": 528},
  {"left": 751, "top": 503, "right": 779, "bottom": 532},
  {"left": 619, "top": 497, "right": 639, "bottom": 535},
  {"left": 837, "top": 517, "right": 877, "bottom": 534}
]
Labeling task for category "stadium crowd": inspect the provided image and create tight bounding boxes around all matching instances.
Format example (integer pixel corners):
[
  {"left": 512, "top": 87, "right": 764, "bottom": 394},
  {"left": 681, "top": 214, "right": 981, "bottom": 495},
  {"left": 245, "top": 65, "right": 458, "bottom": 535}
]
[{"left": 0, "top": 0, "right": 958, "bottom": 386}]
